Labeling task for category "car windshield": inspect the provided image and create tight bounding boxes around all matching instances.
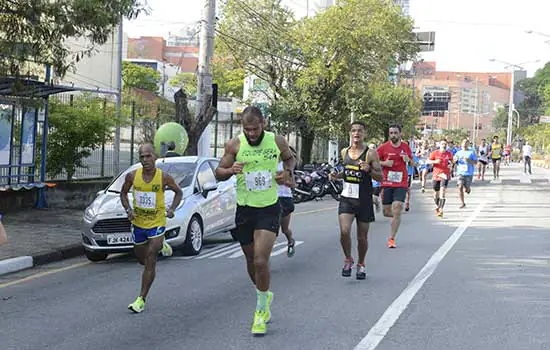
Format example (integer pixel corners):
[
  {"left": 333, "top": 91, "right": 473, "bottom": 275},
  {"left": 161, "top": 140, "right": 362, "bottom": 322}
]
[{"left": 106, "top": 161, "right": 197, "bottom": 193}]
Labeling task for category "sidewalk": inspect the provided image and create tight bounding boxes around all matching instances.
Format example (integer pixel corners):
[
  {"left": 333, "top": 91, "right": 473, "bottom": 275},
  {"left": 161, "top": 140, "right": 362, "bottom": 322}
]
[{"left": 0, "top": 208, "right": 84, "bottom": 275}]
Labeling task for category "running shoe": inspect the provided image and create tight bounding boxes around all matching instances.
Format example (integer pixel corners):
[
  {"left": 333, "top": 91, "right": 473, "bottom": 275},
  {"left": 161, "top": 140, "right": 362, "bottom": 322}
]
[
  {"left": 387, "top": 238, "right": 396, "bottom": 249},
  {"left": 161, "top": 240, "right": 173, "bottom": 257},
  {"left": 128, "top": 296, "right": 145, "bottom": 313},
  {"left": 421, "top": 187, "right": 425, "bottom": 193},
  {"left": 251, "top": 310, "right": 267, "bottom": 335},
  {"left": 356, "top": 264, "right": 367, "bottom": 280},
  {"left": 437, "top": 209, "right": 444, "bottom": 218},
  {"left": 265, "top": 291, "right": 274, "bottom": 323},
  {"left": 287, "top": 239, "right": 295, "bottom": 258},
  {"left": 405, "top": 203, "right": 410, "bottom": 212},
  {"left": 342, "top": 258, "right": 354, "bottom": 277},
  {"left": 466, "top": 187, "right": 471, "bottom": 194},
  {"left": 459, "top": 204, "right": 466, "bottom": 209}
]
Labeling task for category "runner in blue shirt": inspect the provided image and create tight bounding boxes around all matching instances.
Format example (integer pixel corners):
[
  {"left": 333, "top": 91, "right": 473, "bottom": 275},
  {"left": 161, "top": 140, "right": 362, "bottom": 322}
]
[
  {"left": 405, "top": 152, "right": 419, "bottom": 212},
  {"left": 369, "top": 144, "right": 382, "bottom": 213},
  {"left": 454, "top": 139, "right": 478, "bottom": 209}
]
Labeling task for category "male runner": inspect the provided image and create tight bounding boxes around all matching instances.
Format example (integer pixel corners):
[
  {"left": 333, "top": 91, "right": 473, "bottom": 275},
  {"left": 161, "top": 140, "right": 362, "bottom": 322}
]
[
  {"left": 369, "top": 143, "right": 382, "bottom": 213},
  {"left": 330, "top": 121, "right": 382, "bottom": 279},
  {"left": 405, "top": 149, "right": 419, "bottom": 212},
  {"left": 477, "top": 138, "right": 489, "bottom": 181},
  {"left": 490, "top": 135, "right": 503, "bottom": 180},
  {"left": 215, "top": 106, "right": 295, "bottom": 335},
  {"left": 277, "top": 146, "right": 299, "bottom": 257},
  {"left": 121, "top": 143, "right": 182, "bottom": 313},
  {"left": 454, "top": 139, "right": 478, "bottom": 209},
  {"left": 377, "top": 124, "right": 413, "bottom": 248},
  {"left": 523, "top": 141, "right": 532, "bottom": 174},
  {"left": 427, "top": 140, "right": 453, "bottom": 217},
  {"left": 416, "top": 140, "right": 431, "bottom": 192}
]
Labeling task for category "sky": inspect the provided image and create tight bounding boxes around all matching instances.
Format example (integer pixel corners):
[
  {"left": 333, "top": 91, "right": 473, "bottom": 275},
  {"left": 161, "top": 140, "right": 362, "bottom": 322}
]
[{"left": 124, "top": 0, "right": 550, "bottom": 77}]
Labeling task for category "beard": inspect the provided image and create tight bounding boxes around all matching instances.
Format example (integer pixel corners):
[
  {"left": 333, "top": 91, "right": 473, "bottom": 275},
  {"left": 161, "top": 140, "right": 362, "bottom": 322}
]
[
  {"left": 390, "top": 136, "right": 399, "bottom": 143},
  {"left": 245, "top": 130, "right": 265, "bottom": 146}
]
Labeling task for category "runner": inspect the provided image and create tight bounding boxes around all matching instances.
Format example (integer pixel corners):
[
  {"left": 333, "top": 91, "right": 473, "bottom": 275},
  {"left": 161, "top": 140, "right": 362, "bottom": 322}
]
[
  {"left": 377, "top": 124, "right": 413, "bottom": 248},
  {"left": 416, "top": 140, "right": 431, "bottom": 192},
  {"left": 454, "top": 139, "right": 478, "bottom": 209},
  {"left": 490, "top": 135, "right": 503, "bottom": 180},
  {"left": 427, "top": 140, "right": 453, "bottom": 217},
  {"left": 405, "top": 147, "right": 418, "bottom": 212},
  {"left": 215, "top": 106, "right": 295, "bottom": 335},
  {"left": 477, "top": 138, "right": 489, "bottom": 181},
  {"left": 330, "top": 122, "right": 382, "bottom": 279},
  {"left": 278, "top": 146, "right": 299, "bottom": 257},
  {"left": 504, "top": 144, "right": 512, "bottom": 165},
  {"left": 0, "top": 213, "right": 7, "bottom": 246},
  {"left": 369, "top": 143, "right": 382, "bottom": 213},
  {"left": 120, "top": 143, "right": 182, "bottom": 313},
  {"left": 523, "top": 141, "right": 532, "bottom": 174}
]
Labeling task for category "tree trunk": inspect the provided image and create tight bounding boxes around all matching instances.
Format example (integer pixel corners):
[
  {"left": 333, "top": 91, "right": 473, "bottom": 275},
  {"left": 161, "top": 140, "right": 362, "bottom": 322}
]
[
  {"left": 300, "top": 128, "right": 315, "bottom": 165},
  {"left": 184, "top": 132, "right": 200, "bottom": 156}
]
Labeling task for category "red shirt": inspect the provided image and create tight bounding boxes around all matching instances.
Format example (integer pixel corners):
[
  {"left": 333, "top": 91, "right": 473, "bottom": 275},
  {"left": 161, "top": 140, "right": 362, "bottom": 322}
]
[
  {"left": 429, "top": 150, "right": 453, "bottom": 181},
  {"left": 377, "top": 141, "right": 413, "bottom": 188}
]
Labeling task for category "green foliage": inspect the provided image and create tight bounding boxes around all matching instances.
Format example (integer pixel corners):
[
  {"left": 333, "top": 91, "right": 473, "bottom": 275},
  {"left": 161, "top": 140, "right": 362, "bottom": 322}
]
[
  {"left": 521, "top": 123, "right": 550, "bottom": 153},
  {"left": 0, "top": 0, "right": 148, "bottom": 77},
  {"left": 438, "top": 128, "right": 469, "bottom": 143},
  {"left": 516, "top": 62, "right": 550, "bottom": 122},
  {"left": 492, "top": 107, "right": 508, "bottom": 130},
  {"left": 169, "top": 72, "right": 197, "bottom": 96},
  {"left": 47, "top": 96, "right": 115, "bottom": 181},
  {"left": 122, "top": 61, "right": 160, "bottom": 93}
]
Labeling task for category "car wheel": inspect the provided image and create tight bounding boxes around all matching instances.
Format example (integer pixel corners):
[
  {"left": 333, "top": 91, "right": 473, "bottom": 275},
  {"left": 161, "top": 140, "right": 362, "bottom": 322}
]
[
  {"left": 182, "top": 215, "right": 203, "bottom": 256},
  {"left": 85, "top": 250, "right": 108, "bottom": 262}
]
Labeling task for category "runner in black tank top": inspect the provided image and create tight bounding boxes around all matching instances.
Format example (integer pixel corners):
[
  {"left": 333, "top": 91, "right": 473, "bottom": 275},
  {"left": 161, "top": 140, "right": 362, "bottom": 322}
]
[{"left": 329, "top": 121, "right": 383, "bottom": 280}]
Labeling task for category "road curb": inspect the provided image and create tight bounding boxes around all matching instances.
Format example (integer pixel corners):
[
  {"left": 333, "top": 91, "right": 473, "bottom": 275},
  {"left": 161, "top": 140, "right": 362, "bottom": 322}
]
[{"left": 0, "top": 244, "right": 85, "bottom": 276}]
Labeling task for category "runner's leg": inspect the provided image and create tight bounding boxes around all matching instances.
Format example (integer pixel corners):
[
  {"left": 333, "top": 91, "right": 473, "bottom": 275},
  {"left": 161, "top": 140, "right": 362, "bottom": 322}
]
[
  {"left": 390, "top": 200, "right": 403, "bottom": 240},
  {"left": 241, "top": 243, "right": 256, "bottom": 284},
  {"left": 338, "top": 214, "right": 355, "bottom": 260},
  {"left": 253, "top": 230, "right": 277, "bottom": 292},
  {"left": 139, "top": 235, "right": 163, "bottom": 299}
]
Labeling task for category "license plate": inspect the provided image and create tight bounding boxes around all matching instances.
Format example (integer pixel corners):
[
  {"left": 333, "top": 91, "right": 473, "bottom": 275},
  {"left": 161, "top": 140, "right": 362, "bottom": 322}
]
[{"left": 107, "top": 233, "right": 133, "bottom": 245}]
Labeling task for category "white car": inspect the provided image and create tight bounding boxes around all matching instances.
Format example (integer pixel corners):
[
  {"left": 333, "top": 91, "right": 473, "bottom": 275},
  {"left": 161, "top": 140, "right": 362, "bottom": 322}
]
[{"left": 81, "top": 156, "right": 237, "bottom": 261}]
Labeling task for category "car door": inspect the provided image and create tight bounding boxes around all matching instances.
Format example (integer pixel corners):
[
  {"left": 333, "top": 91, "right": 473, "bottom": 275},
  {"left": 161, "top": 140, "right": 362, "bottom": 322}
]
[
  {"left": 196, "top": 160, "right": 224, "bottom": 234},
  {"left": 208, "top": 159, "right": 237, "bottom": 231}
]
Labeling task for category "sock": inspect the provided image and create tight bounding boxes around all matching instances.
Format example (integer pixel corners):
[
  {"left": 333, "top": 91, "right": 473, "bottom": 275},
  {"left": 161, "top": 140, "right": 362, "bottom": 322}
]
[
  {"left": 256, "top": 289, "right": 268, "bottom": 311},
  {"left": 434, "top": 197, "right": 440, "bottom": 206},
  {"left": 439, "top": 198, "right": 446, "bottom": 209}
]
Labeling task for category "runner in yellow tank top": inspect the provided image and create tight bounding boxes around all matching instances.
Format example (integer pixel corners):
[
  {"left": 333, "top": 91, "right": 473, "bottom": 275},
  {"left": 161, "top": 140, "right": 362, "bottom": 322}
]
[
  {"left": 120, "top": 143, "right": 182, "bottom": 313},
  {"left": 490, "top": 135, "right": 503, "bottom": 180},
  {"left": 215, "top": 106, "right": 296, "bottom": 335}
]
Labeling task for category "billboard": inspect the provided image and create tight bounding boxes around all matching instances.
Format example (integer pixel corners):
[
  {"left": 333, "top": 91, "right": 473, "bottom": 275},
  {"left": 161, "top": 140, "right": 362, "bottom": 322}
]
[{"left": 423, "top": 86, "right": 450, "bottom": 113}]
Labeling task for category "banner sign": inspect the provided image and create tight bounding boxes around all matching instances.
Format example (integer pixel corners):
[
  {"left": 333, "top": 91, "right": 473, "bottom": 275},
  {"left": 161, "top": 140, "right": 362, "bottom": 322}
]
[
  {"left": 0, "top": 104, "right": 12, "bottom": 166},
  {"left": 21, "top": 107, "right": 37, "bottom": 165}
]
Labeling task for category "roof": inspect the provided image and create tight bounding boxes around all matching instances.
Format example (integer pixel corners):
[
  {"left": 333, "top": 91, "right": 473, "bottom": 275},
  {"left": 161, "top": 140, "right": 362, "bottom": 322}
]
[{"left": 0, "top": 76, "right": 75, "bottom": 98}]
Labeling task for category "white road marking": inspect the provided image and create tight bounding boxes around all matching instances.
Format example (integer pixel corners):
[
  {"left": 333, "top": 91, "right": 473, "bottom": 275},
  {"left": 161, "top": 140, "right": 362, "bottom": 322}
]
[
  {"left": 208, "top": 246, "right": 243, "bottom": 259},
  {"left": 519, "top": 174, "right": 532, "bottom": 184},
  {"left": 270, "top": 240, "right": 304, "bottom": 257},
  {"left": 354, "top": 201, "right": 486, "bottom": 350},
  {"left": 195, "top": 243, "right": 240, "bottom": 259}
]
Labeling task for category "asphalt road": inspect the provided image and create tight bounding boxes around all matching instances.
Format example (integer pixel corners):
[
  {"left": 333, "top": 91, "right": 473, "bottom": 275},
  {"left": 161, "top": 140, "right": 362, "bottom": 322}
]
[{"left": 1, "top": 163, "right": 550, "bottom": 350}]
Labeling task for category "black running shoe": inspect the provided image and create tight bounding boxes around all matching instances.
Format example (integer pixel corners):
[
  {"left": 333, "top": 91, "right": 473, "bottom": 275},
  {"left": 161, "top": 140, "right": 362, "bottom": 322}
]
[{"left": 342, "top": 259, "right": 353, "bottom": 277}]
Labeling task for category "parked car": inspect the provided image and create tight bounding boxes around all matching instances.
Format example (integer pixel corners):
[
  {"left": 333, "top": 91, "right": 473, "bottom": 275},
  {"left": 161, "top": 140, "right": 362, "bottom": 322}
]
[{"left": 82, "top": 156, "right": 237, "bottom": 262}]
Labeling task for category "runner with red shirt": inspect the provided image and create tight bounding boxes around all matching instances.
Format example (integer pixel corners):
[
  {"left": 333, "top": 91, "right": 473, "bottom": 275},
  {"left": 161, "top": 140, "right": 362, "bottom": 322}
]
[
  {"left": 377, "top": 125, "right": 414, "bottom": 249},
  {"left": 427, "top": 140, "right": 454, "bottom": 218}
]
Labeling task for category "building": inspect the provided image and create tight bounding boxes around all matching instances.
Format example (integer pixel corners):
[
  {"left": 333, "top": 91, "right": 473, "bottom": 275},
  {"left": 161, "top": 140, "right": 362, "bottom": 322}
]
[
  {"left": 127, "top": 36, "right": 198, "bottom": 73},
  {"left": 125, "top": 58, "right": 180, "bottom": 101},
  {"left": 409, "top": 62, "right": 525, "bottom": 142}
]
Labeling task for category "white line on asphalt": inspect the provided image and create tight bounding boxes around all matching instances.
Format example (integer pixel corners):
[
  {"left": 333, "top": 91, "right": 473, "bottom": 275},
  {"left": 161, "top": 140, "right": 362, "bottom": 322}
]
[
  {"left": 519, "top": 174, "right": 532, "bottom": 184},
  {"left": 270, "top": 240, "right": 304, "bottom": 257},
  {"left": 194, "top": 243, "right": 240, "bottom": 260},
  {"left": 354, "top": 201, "right": 486, "bottom": 350},
  {"left": 208, "top": 245, "right": 243, "bottom": 259}
]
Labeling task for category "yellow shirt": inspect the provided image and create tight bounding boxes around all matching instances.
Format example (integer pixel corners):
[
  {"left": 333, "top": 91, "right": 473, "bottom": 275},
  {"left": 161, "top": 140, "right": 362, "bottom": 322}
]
[
  {"left": 491, "top": 143, "right": 502, "bottom": 159},
  {"left": 132, "top": 168, "right": 166, "bottom": 229}
]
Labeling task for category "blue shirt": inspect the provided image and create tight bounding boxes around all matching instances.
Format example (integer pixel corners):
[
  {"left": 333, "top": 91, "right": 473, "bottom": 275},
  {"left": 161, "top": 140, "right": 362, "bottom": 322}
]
[
  {"left": 407, "top": 155, "right": 419, "bottom": 175},
  {"left": 372, "top": 179, "right": 381, "bottom": 188},
  {"left": 454, "top": 149, "right": 478, "bottom": 176}
]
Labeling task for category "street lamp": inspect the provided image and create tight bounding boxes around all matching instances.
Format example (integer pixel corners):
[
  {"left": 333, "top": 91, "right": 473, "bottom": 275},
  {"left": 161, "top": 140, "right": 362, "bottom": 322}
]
[{"left": 488, "top": 58, "right": 540, "bottom": 146}]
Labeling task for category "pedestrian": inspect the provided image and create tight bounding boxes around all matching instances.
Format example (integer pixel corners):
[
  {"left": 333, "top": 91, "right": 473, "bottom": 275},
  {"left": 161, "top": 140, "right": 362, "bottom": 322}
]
[
  {"left": 416, "top": 140, "right": 431, "bottom": 193},
  {"left": 490, "top": 135, "right": 503, "bottom": 180},
  {"left": 278, "top": 146, "right": 299, "bottom": 257},
  {"left": 164, "top": 141, "right": 181, "bottom": 157},
  {"left": 454, "top": 139, "right": 478, "bottom": 209},
  {"left": 522, "top": 141, "right": 532, "bottom": 174},
  {"left": 427, "top": 140, "right": 454, "bottom": 217},
  {"left": 120, "top": 143, "right": 183, "bottom": 313},
  {"left": 330, "top": 122, "right": 383, "bottom": 279},
  {"left": 215, "top": 105, "right": 295, "bottom": 335},
  {"left": 0, "top": 213, "right": 7, "bottom": 246},
  {"left": 477, "top": 138, "right": 489, "bottom": 181},
  {"left": 377, "top": 124, "right": 414, "bottom": 248}
]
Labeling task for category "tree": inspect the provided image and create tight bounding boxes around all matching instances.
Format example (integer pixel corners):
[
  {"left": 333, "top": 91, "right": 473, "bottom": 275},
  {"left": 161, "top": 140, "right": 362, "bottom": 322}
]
[
  {"left": 47, "top": 96, "right": 115, "bottom": 181},
  {"left": 0, "top": 0, "right": 148, "bottom": 77},
  {"left": 515, "top": 61, "right": 550, "bottom": 123},
  {"left": 122, "top": 62, "right": 160, "bottom": 93},
  {"left": 492, "top": 107, "right": 508, "bottom": 130},
  {"left": 169, "top": 72, "right": 197, "bottom": 96}
]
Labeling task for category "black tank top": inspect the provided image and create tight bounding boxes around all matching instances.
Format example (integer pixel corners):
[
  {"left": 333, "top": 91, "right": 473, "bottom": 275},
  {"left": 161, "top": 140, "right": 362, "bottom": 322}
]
[{"left": 341, "top": 147, "right": 373, "bottom": 203}]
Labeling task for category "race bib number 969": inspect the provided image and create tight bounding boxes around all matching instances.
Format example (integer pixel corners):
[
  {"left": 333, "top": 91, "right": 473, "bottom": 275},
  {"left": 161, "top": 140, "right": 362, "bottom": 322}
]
[{"left": 245, "top": 171, "right": 272, "bottom": 191}]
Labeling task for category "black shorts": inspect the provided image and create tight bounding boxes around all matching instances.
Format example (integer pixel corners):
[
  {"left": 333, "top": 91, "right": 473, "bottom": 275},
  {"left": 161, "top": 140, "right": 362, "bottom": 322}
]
[
  {"left": 492, "top": 158, "right": 501, "bottom": 163},
  {"left": 382, "top": 187, "right": 407, "bottom": 205},
  {"left": 479, "top": 159, "right": 488, "bottom": 165},
  {"left": 234, "top": 203, "right": 281, "bottom": 245},
  {"left": 373, "top": 187, "right": 381, "bottom": 196},
  {"left": 338, "top": 198, "right": 375, "bottom": 223},
  {"left": 432, "top": 179, "right": 449, "bottom": 192},
  {"left": 278, "top": 197, "right": 295, "bottom": 218},
  {"left": 408, "top": 175, "right": 412, "bottom": 188}
]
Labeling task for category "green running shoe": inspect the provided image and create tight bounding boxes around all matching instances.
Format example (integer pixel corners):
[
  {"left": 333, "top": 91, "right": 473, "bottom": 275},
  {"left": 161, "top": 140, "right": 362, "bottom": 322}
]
[
  {"left": 251, "top": 310, "right": 267, "bottom": 335},
  {"left": 128, "top": 296, "right": 145, "bottom": 313},
  {"left": 161, "top": 240, "right": 173, "bottom": 257},
  {"left": 265, "top": 291, "right": 274, "bottom": 323}
]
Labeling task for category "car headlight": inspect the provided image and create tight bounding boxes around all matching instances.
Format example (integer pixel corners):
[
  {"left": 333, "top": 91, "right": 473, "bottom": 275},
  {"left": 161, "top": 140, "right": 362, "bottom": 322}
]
[{"left": 84, "top": 207, "right": 95, "bottom": 222}]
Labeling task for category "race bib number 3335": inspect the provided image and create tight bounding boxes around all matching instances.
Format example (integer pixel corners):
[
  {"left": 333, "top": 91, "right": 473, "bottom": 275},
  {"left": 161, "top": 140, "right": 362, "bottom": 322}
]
[
  {"left": 245, "top": 171, "right": 272, "bottom": 191},
  {"left": 135, "top": 191, "right": 156, "bottom": 209}
]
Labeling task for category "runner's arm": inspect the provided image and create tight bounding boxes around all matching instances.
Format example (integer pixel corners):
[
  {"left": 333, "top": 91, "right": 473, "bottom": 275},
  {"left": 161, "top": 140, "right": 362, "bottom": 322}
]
[
  {"left": 215, "top": 139, "right": 239, "bottom": 181},
  {"left": 163, "top": 173, "right": 183, "bottom": 212},
  {"left": 367, "top": 150, "right": 383, "bottom": 182},
  {"left": 275, "top": 135, "right": 296, "bottom": 174},
  {"left": 120, "top": 172, "right": 135, "bottom": 213}
]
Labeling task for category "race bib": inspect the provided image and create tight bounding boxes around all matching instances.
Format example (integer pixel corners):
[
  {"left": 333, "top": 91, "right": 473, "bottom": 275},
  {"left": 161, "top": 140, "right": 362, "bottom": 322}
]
[
  {"left": 458, "top": 164, "right": 468, "bottom": 173},
  {"left": 438, "top": 173, "right": 448, "bottom": 180},
  {"left": 342, "top": 182, "right": 360, "bottom": 199},
  {"left": 135, "top": 191, "right": 156, "bottom": 209},
  {"left": 388, "top": 171, "right": 403, "bottom": 183},
  {"left": 245, "top": 171, "right": 272, "bottom": 191}
]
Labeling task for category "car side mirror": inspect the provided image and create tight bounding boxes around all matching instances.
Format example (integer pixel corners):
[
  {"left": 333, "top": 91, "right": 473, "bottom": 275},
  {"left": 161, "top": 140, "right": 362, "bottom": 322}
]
[{"left": 202, "top": 181, "right": 218, "bottom": 196}]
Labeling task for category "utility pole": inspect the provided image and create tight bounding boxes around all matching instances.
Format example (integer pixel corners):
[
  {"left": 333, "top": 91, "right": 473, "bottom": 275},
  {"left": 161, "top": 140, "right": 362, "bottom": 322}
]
[
  {"left": 114, "top": 18, "right": 123, "bottom": 176},
  {"left": 196, "top": 0, "right": 216, "bottom": 157}
]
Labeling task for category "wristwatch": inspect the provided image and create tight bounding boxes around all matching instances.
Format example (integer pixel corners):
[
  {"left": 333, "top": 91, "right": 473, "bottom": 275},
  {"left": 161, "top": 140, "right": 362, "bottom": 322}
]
[{"left": 125, "top": 207, "right": 132, "bottom": 214}]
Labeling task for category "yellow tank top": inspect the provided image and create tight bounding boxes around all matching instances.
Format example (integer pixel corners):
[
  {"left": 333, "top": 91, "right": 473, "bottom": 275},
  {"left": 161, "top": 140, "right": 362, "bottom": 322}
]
[
  {"left": 132, "top": 168, "right": 166, "bottom": 229},
  {"left": 491, "top": 143, "right": 502, "bottom": 159}
]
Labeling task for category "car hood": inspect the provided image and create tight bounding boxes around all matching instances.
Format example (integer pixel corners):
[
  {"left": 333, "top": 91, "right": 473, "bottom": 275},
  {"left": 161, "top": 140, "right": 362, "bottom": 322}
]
[{"left": 88, "top": 186, "right": 193, "bottom": 217}]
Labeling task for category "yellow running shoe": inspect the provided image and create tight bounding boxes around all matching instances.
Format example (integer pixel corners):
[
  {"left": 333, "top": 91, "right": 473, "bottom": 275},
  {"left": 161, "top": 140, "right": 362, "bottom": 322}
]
[
  {"left": 161, "top": 240, "right": 173, "bottom": 257},
  {"left": 128, "top": 296, "right": 145, "bottom": 313},
  {"left": 265, "top": 291, "right": 274, "bottom": 323},
  {"left": 251, "top": 310, "right": 267, "bottom": 335}
]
